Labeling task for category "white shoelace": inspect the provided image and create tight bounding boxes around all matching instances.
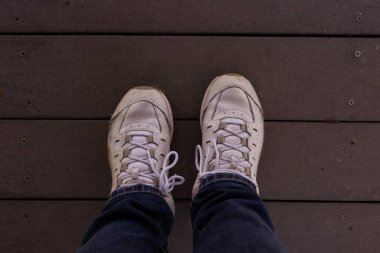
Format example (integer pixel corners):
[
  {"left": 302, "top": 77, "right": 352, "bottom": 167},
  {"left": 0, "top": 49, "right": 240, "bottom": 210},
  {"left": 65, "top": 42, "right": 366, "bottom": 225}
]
[
  {"left": 195, "top": 120, "right": 252, "bottom": 178},
  {"left": 118, "top": 131, "right": 184, "bottom": 195}
]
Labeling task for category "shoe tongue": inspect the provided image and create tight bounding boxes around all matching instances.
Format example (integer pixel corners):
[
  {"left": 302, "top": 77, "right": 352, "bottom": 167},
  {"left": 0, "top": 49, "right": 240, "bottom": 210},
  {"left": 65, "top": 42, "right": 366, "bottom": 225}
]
[
  {"left": 220, "top": 118, "right": 244, "bottom": 160},
  {"left": 127, "top": 131, "right": 154, "bottom": 172}
]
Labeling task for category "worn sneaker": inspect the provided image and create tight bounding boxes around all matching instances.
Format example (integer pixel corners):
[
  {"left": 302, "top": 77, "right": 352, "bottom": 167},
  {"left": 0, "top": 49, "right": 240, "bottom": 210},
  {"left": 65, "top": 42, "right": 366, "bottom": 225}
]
[
  {"left": 193, "top": 74, "right": 264, "bottom": 197},
  {"left": 108, "top": 86, "right": 184, "bottom": 212}
]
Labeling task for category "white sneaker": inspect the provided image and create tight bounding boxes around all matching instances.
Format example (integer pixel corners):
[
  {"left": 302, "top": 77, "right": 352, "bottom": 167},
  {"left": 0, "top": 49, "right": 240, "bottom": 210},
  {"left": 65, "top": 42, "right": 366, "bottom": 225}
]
[
  {"left": 193, "top": 74, "right": 264, "bottom": 197},
  {"left": 108, "top": 86, "right": 184, "bottom": 212}
]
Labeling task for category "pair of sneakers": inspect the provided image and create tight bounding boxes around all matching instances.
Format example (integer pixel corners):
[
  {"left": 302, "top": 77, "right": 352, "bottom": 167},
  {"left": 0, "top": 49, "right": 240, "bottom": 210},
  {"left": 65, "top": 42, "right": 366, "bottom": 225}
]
[{"left": 108, "top": 74, "right": 264, "bottom": 212}]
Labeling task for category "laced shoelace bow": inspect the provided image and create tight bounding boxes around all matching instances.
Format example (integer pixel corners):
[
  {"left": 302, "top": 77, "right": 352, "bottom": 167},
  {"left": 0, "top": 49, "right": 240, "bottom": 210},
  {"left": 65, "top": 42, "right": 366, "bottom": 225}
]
[
  {"left": 118, "top": 131, "right": 184, "bottom": 195},
  {"left": 195, "top": 120, "right": 253, "bottom": 177}
]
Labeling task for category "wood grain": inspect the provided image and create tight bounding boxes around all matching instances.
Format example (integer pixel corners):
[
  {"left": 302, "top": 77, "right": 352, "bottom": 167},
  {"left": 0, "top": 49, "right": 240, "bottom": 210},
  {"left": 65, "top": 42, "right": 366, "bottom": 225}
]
[
  {"left": 0, "top": 200, "right": 379, "bottom": 253},
  {"left": 1, "top": 2, "right": 378, "bottom": 253},
  {"left": 0, "top": 1, "right": 379, "bottom": 35},
  {"left": 0, "top": 36, "right": 380, "bottom": 120},
  {"left": 1, "top": 120, "right": 379, "bottom": 201}
]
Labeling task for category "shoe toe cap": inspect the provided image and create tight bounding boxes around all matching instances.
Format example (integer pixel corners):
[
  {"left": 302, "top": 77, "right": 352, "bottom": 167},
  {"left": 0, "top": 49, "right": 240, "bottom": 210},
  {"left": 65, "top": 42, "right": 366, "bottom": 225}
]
[
  {"left": 201, "top": 74, "right": 263, "bottom": 123},
  {"left": 214, "top": 87, "right": 253, "bottom": 118},
  {"left": 111, "top": 86, "right": 172, "bottom": 123}
]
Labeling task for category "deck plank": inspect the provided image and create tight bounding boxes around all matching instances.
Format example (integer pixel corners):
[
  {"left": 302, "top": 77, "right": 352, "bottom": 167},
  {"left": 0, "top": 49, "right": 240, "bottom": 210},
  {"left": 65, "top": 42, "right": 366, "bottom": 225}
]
[
  {"left": 0, "top": 36, "right": 380, "bottom": 120},
  {"left": 1, "top": 1, "right": 380, "bottom": 35},
  {"left": 0, "top": 200, "right": 379, "bottom": 253},
  {"left": 1, "top": 2, "right": 378, "bottom": 253},
  {"left": 1, "top": 120, "right": 379, "bottom": 201}
]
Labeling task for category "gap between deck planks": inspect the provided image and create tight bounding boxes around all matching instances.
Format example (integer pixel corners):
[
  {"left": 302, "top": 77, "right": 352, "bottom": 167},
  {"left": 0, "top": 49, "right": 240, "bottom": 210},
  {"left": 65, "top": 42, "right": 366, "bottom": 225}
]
[
  {"left": 0, "top": 200, "right": 379, "bottom": 253},
  {"left": 0, "top": 0, "right": 379, "bottom": 35},
  {"left": 0, "top": 120, "right": 379, "bottom": 201},
  {"left": 1, "top": 2, "right": 380, "bottom": 253},
  {"left": 0, "top": 36, "right": 380, "bottom": 120}
]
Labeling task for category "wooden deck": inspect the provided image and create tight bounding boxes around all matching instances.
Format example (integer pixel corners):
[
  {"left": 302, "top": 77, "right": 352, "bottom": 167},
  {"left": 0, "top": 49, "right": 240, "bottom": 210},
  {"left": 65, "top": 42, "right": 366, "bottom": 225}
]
[{"left": 0, "top": 1, "right": 380, "bottom": 252}]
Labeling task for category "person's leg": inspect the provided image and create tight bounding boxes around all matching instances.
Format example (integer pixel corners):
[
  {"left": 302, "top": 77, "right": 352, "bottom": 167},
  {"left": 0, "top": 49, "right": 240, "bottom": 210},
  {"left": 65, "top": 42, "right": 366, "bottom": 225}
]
[
  {"left": 77, "top": 86, "right": 184, "bottom": 253},
  {"left": 192, "top": 74, "right": 287, "bottom": 252},
  {"left": 78, "top": 186, "right": 174, "bottom": 253},
  {"left": 191, "top": 173, "right": 287, "bottom": 253}
]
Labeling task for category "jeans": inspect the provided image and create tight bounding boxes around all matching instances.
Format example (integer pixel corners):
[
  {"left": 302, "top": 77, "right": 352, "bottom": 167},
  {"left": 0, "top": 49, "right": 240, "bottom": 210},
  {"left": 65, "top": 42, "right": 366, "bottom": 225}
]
[{"left": 77, "top": 173, "right": 287, "bottom": 253}]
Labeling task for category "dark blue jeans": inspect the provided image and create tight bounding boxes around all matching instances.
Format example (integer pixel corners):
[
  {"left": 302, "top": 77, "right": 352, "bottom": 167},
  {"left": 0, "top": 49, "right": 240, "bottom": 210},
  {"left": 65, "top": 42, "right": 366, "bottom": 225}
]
[{"left": 77, "top": 173, "right": 287, "bottom": 253}]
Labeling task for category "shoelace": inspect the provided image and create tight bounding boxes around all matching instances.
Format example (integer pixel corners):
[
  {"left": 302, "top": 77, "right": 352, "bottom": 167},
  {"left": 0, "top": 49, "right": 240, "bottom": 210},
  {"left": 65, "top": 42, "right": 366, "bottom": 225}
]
[
  {"left": 195, "top": 120, "right": 252, "bottom": 178},
  {"left": 118, "top": 131, "right": 185, "bottom": 195}
]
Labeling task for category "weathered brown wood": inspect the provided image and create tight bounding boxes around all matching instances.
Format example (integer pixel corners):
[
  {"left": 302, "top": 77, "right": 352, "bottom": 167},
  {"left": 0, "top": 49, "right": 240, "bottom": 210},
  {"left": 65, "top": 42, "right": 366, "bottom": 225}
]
[
  {"left": 0, "top": 200, "right": 379, "bottom": 253},
  {"left": 265, "top": 202, "right": 380, "bottom": 253},
  {"left": 1, "top": 120, "right": 379, "bottom": 201},
  {"left": 0, "top": 36, "right": 380, "bottom": 120},
  {"left": 0, "top": 1, "right": 379, "bottom": 35}
]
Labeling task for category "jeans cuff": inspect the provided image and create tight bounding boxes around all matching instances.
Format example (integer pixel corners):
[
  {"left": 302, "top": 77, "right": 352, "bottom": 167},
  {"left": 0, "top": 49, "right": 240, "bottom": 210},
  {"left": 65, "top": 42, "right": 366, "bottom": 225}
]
[
  {"left": 199, "top": 172, "right": 257, "bottom": 191},
  {"left": 108, "top": 184, "right": 163, "bottom": 202}
]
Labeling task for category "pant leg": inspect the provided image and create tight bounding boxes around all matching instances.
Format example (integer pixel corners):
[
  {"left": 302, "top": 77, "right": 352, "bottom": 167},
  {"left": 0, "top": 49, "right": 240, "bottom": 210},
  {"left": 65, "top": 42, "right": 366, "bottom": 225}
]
[
  {"left": 77, "top": 184, "right": 174, "bottom": 253},
  {"left": 191, "top": 173, "right": 287, "bottom": 253}
]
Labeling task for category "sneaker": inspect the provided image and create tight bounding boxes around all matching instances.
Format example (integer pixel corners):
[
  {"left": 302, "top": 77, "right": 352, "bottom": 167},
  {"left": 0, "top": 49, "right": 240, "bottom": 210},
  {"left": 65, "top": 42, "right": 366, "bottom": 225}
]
[
  {"left": 193, "top": 74, "right": 264, "bottom": 197},
  {"left": 108, "top": 86, "right": 184, "bottom": 212}
]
